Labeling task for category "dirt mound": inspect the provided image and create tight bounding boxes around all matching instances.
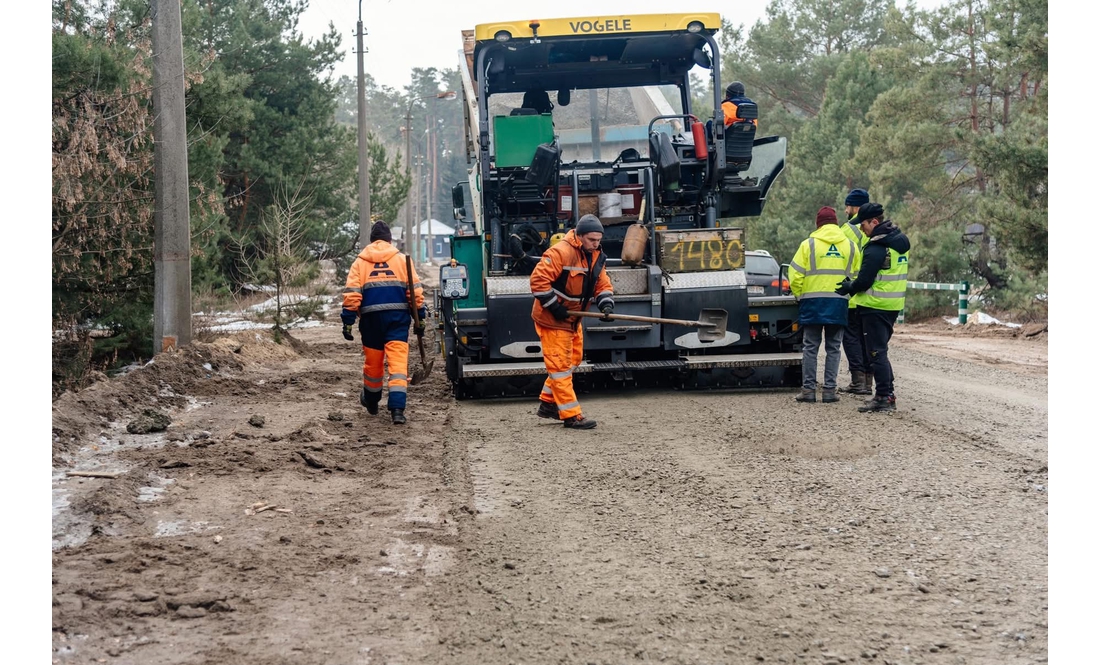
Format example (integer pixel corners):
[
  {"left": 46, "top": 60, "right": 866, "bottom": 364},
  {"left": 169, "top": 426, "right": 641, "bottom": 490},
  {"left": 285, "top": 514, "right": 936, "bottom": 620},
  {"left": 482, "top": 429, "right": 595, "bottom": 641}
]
[
  {"left": 52, "top": 330, "right": 301, "bottom": 462},
  {"left": 902, "top": 316, "right": 1048, "bottom": 342}
]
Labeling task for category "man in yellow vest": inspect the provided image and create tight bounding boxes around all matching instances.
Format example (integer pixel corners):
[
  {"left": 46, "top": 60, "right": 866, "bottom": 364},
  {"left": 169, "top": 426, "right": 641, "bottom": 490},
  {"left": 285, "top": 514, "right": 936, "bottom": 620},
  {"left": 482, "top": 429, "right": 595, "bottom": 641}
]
[
  {"left": 838, "top": 188, "right": 872, "bottom": 395},
  {"left": 788, "top": 207, "right": 860, "bottom": 403},
  {"left": 834, "top": 203, "right": 910, "bottom": 413}
]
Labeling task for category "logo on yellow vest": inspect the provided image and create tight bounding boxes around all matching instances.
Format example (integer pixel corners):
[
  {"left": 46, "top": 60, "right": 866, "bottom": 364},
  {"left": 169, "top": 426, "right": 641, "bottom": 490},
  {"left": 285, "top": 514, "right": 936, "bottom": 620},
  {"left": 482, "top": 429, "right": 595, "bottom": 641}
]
[{"left": 824, "top": 244, "right": 842, "bottom": 258}]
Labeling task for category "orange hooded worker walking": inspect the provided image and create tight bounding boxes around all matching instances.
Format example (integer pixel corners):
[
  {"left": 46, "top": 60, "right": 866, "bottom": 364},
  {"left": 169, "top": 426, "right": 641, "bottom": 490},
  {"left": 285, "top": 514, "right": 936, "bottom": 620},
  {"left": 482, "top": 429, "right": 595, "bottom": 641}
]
[
  {"left": 529, "top": 214, "right": 614, "bottom": 430},
  {"left": 341, "top": 221, "right": 426, "bottom": 425}
]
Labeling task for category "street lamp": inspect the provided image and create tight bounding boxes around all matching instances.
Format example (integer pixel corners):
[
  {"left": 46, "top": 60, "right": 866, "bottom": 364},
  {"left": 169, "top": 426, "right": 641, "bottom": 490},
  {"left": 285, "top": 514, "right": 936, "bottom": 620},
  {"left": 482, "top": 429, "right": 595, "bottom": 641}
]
[{"left": 403, "top": 90, "right": 457, "bottom": 263}]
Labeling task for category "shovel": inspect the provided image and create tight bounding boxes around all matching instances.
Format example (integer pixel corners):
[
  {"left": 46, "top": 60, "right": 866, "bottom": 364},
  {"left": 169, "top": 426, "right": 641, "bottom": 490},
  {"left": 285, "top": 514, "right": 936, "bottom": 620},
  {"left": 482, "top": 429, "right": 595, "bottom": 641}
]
[
  {"left": 406, "top": 254, "right": 435, "bottom": 385},
  {"left": 570, "top": 308, "right": 729, "bottom": 342}
]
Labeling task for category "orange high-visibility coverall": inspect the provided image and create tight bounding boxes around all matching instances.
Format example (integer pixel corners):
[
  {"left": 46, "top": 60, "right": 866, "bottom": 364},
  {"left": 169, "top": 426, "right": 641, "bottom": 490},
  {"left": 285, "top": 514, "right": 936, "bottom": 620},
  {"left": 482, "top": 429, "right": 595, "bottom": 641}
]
[
  {"left": 529, "top": 230, "right": 614, "bottom": 420},
  {"left": 721, "top": 99, "right": 758, "bottom": 127},
  {"left": 343, "top": 240, "right": 424, "bottom": 411}
]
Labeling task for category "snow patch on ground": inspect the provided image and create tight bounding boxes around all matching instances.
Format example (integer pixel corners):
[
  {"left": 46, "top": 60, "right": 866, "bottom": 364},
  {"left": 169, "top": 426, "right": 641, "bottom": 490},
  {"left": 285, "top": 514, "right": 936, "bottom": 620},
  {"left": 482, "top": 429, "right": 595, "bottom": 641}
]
[
  {"left": 196, "top": 294, "right": 336, "bottom": 332},
  {"left": 944, "top": 311, "right": 1022, "bottom": 328}
]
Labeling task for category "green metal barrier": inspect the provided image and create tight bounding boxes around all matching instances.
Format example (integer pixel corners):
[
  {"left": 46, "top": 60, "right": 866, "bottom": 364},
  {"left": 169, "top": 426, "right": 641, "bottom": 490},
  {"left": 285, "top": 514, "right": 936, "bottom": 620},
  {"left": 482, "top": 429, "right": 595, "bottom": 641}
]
[{"left": 899, "top": 280, "right": 969, "bottom": 324}]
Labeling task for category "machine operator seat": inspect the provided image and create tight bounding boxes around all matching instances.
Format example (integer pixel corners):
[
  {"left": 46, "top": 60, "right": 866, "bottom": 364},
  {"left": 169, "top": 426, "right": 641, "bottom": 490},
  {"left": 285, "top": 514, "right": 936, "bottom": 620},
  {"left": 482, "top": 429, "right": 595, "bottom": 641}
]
[
  {"left": 649, "top": 131, "right": 681, "bottom": 193},
  {"left": 724, "top": 102, "right": 758, "bottom": 174}
]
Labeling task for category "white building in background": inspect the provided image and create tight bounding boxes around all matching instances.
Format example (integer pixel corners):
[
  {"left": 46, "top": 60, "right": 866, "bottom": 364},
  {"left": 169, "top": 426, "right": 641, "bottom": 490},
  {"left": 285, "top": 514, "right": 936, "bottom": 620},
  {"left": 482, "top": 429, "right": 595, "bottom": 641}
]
[{"left": 415, "top": 218, "right": 455, "bottom": 263}]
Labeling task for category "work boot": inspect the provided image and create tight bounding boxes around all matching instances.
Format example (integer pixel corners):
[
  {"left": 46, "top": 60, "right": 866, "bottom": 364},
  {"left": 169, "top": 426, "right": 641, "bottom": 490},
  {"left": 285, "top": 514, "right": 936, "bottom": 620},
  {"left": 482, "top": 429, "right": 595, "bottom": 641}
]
[
  {"left": 853, "top": 372, "right": 873, "bottom": 395},
  {"left": 537, "top": 401, "right": 560, "bottom": 420},
  {"left": 839, "top": 371, "right": 871, "bottom": 395},
  {"left": 360, "top": 387, "right": 379, "bottom": 415},
  {"left": 563, "top": 415, "right": 597, "bottom": 430},
  {"left": 858, "top": 395, "right": 896, "bottom": 413},
  {"left": 391, "top": 408, "right": 407, "bottom": 425},
  {"left": 821, "top": 388, "right": 839, "bottom": 403},
  {"left": 795, "top": 388, "right": 816, "bottom": 403}
]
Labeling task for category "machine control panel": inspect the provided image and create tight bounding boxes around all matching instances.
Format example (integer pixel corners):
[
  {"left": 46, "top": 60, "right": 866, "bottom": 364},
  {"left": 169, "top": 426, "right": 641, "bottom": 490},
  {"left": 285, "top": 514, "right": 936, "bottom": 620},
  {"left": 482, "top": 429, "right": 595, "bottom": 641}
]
[{"left": 440, "top": 263, "right": 470, "bottom": 300}]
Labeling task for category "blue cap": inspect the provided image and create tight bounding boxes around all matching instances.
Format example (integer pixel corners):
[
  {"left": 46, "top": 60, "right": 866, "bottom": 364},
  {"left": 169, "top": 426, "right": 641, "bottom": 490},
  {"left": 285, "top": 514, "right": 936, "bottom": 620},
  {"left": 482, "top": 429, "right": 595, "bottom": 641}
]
[{"left": 845, "top": 189, "right": 870, "bottom": 207}]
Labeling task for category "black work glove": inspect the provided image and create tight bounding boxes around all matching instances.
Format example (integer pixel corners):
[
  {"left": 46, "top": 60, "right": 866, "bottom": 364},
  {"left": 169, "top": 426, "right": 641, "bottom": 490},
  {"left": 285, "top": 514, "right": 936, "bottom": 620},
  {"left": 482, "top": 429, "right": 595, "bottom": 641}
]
[
  {"left": 834, "top": 279, "right": 852, "bottom": 296},
  {"left": 599, "top": 300, "right": 614, "bottom": 322},
  {"left": 547, "top": 302, "right": 570, "bottom": 321},
  {"left": 340, "top": 309, "right": 357, "bottom": 341},
  {"left": 413, "top": 306, "right": 428, "bottom": 337}
]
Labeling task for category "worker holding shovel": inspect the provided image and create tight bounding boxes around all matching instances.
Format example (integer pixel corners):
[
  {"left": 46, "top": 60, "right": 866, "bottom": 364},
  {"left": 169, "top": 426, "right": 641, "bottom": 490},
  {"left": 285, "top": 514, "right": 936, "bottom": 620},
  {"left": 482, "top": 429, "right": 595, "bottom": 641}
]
[
  {"left": 529, "top": 214, "right": 614, "bottom": 430},
  {"left": 341, "top": 221, "right": 426, "bottom": 425}
]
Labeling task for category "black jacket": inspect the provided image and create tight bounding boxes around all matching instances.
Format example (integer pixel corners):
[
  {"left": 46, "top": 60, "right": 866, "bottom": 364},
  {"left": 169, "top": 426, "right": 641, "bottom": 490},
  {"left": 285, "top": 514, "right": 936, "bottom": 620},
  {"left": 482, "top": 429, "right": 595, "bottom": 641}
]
[{"left": 837, "top": 220, "right": 911, "bottom": 296}]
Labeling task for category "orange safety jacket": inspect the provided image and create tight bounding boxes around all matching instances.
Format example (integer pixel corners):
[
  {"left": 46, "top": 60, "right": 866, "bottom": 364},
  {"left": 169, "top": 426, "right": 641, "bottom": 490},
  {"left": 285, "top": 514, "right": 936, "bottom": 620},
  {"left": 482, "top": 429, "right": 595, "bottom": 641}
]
[
  {"left": 343, "top": 240, "right": 425, "bottom": 344},
  {"left": 721, "top": 100, "right": 758, "bottom": 127},
  {"left": 530, "top": 230, "right": 614, "bottom": 331}
]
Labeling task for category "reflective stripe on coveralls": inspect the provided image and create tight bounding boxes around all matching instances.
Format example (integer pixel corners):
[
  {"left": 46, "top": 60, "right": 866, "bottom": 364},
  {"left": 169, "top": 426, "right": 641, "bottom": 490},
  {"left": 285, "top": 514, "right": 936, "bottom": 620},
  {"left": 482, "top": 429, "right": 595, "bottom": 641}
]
[
  {"left": 851, "top": 248, "right": 909, "bottom": 311},
  {"left": 362, "top": 340, "right": 410, "bottom": 410},
  {"left": 535, "top": 322, "right": 585, "bottom": 420}
]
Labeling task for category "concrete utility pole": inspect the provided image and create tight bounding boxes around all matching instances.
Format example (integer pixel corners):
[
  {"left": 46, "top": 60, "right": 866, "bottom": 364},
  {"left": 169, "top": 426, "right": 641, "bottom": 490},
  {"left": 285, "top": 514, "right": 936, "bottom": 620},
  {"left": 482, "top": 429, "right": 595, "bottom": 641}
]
[
  {"left": 402, "top": 91, "right": 455, "bottom": 257},
  {"left": 403, "top": 109, "right": 413, "bottom": 255},
  {"left": 414, "top": 153, "right": 423, "bottom": 260},
  {"left": 355, "top": 2, "right": 371, "bottom": 249},
  {"left": 425, "top": 115, "right": 433, "bottom": 264},
  {"left": 151, "top": 0, "right": 192, "bottom": 353}
]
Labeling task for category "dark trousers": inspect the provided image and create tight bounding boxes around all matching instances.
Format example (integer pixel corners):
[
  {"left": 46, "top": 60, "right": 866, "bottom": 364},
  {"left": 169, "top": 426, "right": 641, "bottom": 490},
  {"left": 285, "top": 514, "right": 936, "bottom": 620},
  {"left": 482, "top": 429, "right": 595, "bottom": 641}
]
[
  {"left": 842, "top": 307, "right": 865, "bottom": 374},
  {"left": 858, "top": 306, "right": 899, "bottom": 397}
]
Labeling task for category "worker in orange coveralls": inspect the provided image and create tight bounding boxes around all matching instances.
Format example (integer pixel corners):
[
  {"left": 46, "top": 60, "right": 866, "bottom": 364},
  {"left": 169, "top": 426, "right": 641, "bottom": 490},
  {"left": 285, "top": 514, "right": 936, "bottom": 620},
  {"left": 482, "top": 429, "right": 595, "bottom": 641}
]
[
  {"left": 341, "top": 221, "right": 425, "bottom": 425},
  {"left": 529, "top": 214, "right": 614, "bottom": 430}
]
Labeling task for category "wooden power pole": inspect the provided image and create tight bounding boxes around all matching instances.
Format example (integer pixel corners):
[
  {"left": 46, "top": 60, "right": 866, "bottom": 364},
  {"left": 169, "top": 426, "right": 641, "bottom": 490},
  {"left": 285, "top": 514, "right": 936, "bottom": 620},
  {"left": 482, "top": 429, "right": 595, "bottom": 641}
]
[{"left": 151, "top": 0, "right": 192, "bottom": 353}]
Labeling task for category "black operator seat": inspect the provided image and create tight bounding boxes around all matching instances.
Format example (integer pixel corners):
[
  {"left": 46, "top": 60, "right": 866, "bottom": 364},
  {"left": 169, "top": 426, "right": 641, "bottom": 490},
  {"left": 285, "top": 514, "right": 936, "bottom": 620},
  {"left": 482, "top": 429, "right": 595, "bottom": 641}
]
[
  {"left": 725, "top": 102, "right": 758, "bottom": 174},
  {"left": 648, "top": 131, "right": 681, "bottom": 191}
]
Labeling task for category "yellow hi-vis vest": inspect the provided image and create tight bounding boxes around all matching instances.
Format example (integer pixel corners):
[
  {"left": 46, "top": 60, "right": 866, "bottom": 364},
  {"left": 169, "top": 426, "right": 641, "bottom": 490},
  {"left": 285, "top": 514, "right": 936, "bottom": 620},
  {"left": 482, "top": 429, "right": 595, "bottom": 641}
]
[
  {"left": 851, "top": 247, "right": 909, "bottom": 311},
  {"left": 788, "top": 233, "right": 859, "bottom": 302},
  {"left": 841, "top": 216, "right": 869, "bottom": 309}
]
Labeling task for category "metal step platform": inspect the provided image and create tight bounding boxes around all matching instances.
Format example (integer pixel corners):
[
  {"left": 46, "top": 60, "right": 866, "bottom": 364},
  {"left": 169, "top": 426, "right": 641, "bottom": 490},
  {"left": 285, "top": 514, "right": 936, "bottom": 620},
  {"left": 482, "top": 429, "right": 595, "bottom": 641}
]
[{"left": 459, "top": 352, "right": 801, "bottom": 379}]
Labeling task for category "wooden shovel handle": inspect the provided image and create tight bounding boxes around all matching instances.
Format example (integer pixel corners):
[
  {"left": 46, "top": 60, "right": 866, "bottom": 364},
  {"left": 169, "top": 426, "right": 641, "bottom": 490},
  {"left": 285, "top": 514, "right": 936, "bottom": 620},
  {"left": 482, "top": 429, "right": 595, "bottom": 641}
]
[{"left": 569, "top": 310, "right": 713, "bottom": 328}]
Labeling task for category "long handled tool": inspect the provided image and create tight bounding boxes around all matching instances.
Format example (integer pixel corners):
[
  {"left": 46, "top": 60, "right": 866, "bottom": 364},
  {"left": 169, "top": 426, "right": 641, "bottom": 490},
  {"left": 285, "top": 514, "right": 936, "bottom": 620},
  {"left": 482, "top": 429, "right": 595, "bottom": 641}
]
[
  {"left": 570, "top": 308, "right": 729, "bottom": 343},
  {"left": 406, "top": 255, "right": 435, "bottom": 385}
]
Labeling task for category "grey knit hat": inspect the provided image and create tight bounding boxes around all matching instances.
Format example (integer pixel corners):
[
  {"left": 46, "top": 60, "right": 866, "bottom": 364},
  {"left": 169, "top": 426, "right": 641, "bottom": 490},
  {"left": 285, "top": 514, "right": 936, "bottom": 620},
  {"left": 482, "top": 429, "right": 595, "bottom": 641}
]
[{"left": 575, "top": 214, "right": 604, "bottom": 236}]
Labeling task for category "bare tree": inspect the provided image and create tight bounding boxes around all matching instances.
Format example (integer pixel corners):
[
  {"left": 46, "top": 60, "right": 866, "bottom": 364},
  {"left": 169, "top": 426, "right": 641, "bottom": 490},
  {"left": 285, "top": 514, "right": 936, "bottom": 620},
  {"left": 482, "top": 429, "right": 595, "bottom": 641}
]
[{"left": 234, "top": 184, "right": 322, "bottom": 343}]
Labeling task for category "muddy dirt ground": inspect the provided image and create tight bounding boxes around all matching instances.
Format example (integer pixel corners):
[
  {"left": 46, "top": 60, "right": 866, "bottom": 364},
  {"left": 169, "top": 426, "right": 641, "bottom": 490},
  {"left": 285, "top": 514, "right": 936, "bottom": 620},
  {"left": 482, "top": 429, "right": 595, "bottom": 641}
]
[{"left": 48, "top": 313, "right": 1050, "bottom": 664}]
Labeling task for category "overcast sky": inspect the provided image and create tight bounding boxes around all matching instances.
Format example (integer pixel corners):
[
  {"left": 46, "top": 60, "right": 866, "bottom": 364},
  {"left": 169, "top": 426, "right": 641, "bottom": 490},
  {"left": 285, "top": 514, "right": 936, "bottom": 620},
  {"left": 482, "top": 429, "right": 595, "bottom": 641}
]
[
  {"left": 299, "top": 1, "right": 764, "bottom": 90},
  {"left": 299, "top": 1, "right": 957, "bottom": 91}
]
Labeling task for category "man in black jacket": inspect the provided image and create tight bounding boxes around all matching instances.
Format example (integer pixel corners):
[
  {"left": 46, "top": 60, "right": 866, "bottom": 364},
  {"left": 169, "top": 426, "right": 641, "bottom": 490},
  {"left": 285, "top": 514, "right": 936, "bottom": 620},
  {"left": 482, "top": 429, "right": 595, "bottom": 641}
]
[{"left": 835, "top": 203, "right": 911, "bottom": 413}]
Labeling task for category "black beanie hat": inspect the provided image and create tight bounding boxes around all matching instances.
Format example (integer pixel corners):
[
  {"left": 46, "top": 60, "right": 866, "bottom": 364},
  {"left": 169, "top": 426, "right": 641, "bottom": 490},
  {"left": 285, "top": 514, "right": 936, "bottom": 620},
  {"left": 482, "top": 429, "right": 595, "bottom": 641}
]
[
  {"left": 575, "top": 214, "right": 604, "bottom": 236},
  {"left": 369, "top": 221, "right": 392, "bottom": 243},
  {"left": 725, "top": 81, "right": 745, "bottom": 98},
  {"left": 857, "top": 202, "right": 884, "bottom": 223},
  {"left": 844, "top": 188, "right": 870, "bottom": 207}
]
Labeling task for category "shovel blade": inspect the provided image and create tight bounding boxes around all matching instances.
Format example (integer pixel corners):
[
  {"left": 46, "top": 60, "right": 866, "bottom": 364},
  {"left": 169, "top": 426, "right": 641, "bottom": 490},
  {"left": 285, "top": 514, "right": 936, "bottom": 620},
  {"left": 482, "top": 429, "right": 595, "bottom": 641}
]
[
  {"left": 696, "top": 308, "right": 729, "bottom": 343},
  {"left": 410, "top": 364, "right": 432, "bottom": 385},
  {"left": 410, "top": 359, "right": 434, "bottom": 385}
]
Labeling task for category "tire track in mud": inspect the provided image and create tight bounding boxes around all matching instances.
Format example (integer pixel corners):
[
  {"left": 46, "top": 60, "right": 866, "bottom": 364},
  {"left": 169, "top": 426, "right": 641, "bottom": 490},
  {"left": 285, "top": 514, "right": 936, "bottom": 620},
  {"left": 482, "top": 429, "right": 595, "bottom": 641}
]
[{"left": 428, "top": 339, "right": 1047, "bottom": 664}]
